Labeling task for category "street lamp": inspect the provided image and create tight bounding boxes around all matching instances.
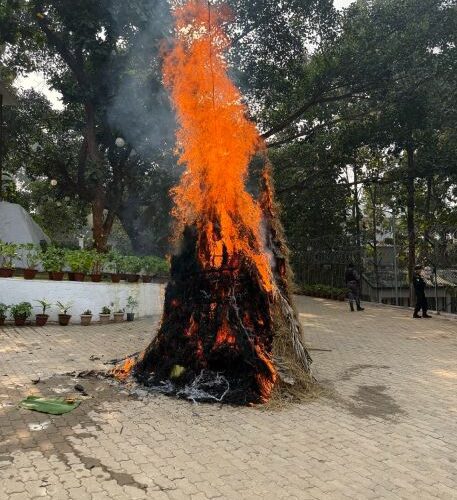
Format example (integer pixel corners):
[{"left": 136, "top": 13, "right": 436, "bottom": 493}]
[
  {"left": 115, "top": 137, "right": 125, "bottom": 148},
  {"left": 0, "top": 81, "right": 18, "bottom": 201}
]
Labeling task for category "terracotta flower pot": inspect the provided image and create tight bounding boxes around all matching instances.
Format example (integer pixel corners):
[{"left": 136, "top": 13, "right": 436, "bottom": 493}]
[
  {"left": 99, "top": 313, "right": 111, "bottom": 325},
  {"left": 74, "top": 272, "right": 85, "bottom": 282},
  {"left": 14, "top": 315, "right": 27, "bottom": 327},
  {"left": 80, "top": 315, "right": 92, "bottom": 326},
  {"left": 0, "top": 316, "right": 5, "bottom": 326},
  {"left": 49, "top": 271, "right": 64, "bottom": 281},
  {"left": 68, "top": 272, "right": 75, "bottom": 281},
  {"left": 0, "top": 268, "right": 14, "bottom": 278},
  {"left": 126, "top": 312, "right": 135, "bottom": 322},
  {"left": 113, "top": 312, "right": 125, "bottom": 323},
  {"left": 111, "top": 274, "right": 121, "bottom": 283},
  {"left": 126, "top": 274, "right": 140, "bottom": 283},
  {"left": 142, "top": 276, "right": 153, "bottom": 283},
  {"left": 90, "top": 274, "right": 102, "bottom": 283},
  {"left": 24, "top": 269, "right": 38, "bottom": 280},
  {"left": 58, "top": 314, "right": 71, "bottom": 326},
  {"left": 35, "top": 314, "right": 49, "bottom": 327}
]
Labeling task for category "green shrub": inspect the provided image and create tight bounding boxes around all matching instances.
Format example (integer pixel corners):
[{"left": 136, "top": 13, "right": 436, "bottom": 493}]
[
  {"left": 41, "top": 246, "right": 65, "bottom": 272},
  {"left": 142, "top": 255, "right": 170, "bottom": 276},
  {"left": 65, "top": 249, "right": 93, "bottom": 273},
  {"left": 10, "top": 302, "right": 33, "bottom": 319},
  {"left": 0, "top": 241, "right": 18, "bottom": 268},
  {"left": 20, "top": 243, "right": 41, "bottom": 269},
  {"left": 300, "top": 284, "right": 348, "bottom": 300},
  {"left": 106, "top": 250, "right": 124, "bottom": 274},
  {"left": 126, "top": 295, "right": 138, "bottom": 312},
  {"left": 123, "top": 255, "right": 142, "bottom": 274},
  {"left": 0, "top": 303, "right": 9, "bottom": 318},
  {"left": 89, "top": 250, "right": 107, "bottom": 275}
]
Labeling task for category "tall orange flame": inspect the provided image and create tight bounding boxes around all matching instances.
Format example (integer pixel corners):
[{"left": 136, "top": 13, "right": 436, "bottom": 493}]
[{"left": 163, "top": 0, "right": 272, "bottom": 291}]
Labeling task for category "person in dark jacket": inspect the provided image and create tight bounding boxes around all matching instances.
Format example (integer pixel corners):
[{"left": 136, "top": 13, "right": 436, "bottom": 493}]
[
  {"left": 412, "top": 265, "right": 432, "bottom": 318},
  {"left": 345, "top": 263, "right": 364, "bottom": 312}
]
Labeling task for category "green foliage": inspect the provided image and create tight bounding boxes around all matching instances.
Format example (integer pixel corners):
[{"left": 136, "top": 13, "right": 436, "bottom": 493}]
[
  {"left": 122, "top": 255, "right": 142, "bottom": 274},
  {"left": 0, "top": 303, "right": 9, "bottom": 318},
  {"left": 88, "top": 251, "right": 107, "bottom": 275},
  {"left": 101, "top": 306, "right": 111, "bottom": 315},
  {"left": 0, "top": 241, "right": 18, "bottom": 268},
  {"left": 126, "top": 295, "right": 138, "bottom": 312},
  {"left": 10, "top": 302, "right": 33, "bottom": 319},
  {"left": 35, "top": 299, "right": 53, "bottom": 315},
  {"left": 142, "top": 256, "right": 170, "bottom": 276},
  {"left": 65, "top": 249, "right": 93, "bottom": 273},
  {"left": 56, "top": 301, "right": 72, "bottom": 315},
  {"left": 41, "top": 246, "right": 65, "bottom": 272},
  {"left": 20, "top": 244, "right": 41, "bottom": 270},
  {"left": 106, "top": 250, "right": 124, "bottom": 274},
  {"left": 300, "top": 284, "right": 348, "bottom": 300}
]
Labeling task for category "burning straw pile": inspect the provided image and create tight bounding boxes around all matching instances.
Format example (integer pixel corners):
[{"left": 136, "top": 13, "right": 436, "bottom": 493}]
[{"left": 114, "top": 0, "right": 315, "bottom": 405}]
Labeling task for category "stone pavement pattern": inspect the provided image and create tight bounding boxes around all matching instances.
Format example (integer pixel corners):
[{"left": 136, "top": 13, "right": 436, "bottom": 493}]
[{"left": 0, "top": 297, "right": 456, "bottom": 500}]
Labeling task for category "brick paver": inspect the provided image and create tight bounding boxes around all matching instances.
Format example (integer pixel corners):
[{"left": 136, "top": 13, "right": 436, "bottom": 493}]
[{"left": 1, "top": 297, "right": 456, "bottom": 499}]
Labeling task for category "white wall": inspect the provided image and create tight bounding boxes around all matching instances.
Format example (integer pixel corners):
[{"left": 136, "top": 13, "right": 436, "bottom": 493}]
[{"left": 0, "top": 278, "right": 166, "bottom": 323}]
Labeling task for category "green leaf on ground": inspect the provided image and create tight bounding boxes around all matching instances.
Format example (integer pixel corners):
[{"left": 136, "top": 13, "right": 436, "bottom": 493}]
[{"left": 19, "top": 396, "right": 80, "bottom": 415}]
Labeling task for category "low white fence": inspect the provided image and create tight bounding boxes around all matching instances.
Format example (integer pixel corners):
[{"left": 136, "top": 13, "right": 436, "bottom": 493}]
[{"left": 0, "top": 278, "right": 166, "bottom": 323}]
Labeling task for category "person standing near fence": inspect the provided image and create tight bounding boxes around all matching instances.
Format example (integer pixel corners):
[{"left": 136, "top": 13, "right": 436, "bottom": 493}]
[
  {"left": 412, "top": 265, "right": 432, "bottom": 319},
  {"left": 345, "top": 263, "right": 364, "bottom": 312}
]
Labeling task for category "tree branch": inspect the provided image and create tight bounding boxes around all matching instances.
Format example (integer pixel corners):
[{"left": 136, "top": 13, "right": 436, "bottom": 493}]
[
  {"left": 32, "top": 2, "right": 88, "bottom": 87},
  {"left": 261, "top": 91, "right": 362, "bottom": 140}
]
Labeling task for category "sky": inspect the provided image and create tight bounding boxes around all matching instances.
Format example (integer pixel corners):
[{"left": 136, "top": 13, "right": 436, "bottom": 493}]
[
  {"left": 13, "top": 0, "right": 355, "bottom": 110},
  {"left": 334, "top": 0, "right": 354, "bottom": 8}
]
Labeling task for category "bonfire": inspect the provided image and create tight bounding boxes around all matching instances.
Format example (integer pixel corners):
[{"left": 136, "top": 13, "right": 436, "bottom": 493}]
[{"left": 114, "top": 0, "right": 313, "bottom": 405}]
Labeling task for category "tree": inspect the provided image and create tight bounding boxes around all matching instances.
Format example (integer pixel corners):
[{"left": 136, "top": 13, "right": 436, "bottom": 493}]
[{"left": 1, "top": 0, "right": 174, "bottom": 251}]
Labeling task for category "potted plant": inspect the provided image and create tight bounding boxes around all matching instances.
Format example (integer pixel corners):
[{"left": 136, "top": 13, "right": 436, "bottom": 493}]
[
  {"left": 56, "top": 301, "right": 72, "bottom": 326},
  {"left": 0, "top": 303, "right": 9, "bottom": 326},
  {"left": 80, "top": 309, "right": 93, "bottom": 326},
  {"left": 66, "top": 249, "right": 92, "bottom": 282},
  {"left": 90, "top": 251, "right": 107, "bottom": 282},
  {"left": 126, "top": 296, "right": 138, "bottom": 322},
  {"left": 107, "top": 250, "right": 124, "bottom": 283},
  {"left": 124, "top": 256, "right": 142, "bottom": 283},
  {"left": 99, "top": 306, "right": 111, "bottom": 324},
  {"left": 35, "top": 299, "right": 53, "bottom": 327},
  {"left": 41, "top": 246, "right": 66, "bottom": 280},
  {"left": 113, "top": 309, "right": 125, "bottom": 323},
  {"left": 10, "top": 302, "right": 33, "bottom": 326},
  {"left": 141, "top": 256, "right": 158, "bottom": 283},
  {"left": 21, "top": 243, "right": 41, "bottom": 279},
  {"left": 0, "top": 241, "right": 17, "bottom": 278}
]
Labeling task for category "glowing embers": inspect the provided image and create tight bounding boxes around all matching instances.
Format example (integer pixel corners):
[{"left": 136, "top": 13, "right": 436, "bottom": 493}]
[
  {"left": 214, "top": 318, "right": 236, "bottom": 347},
  {"left": 112, "top": 357, "right": 136, "bottom": 381}
]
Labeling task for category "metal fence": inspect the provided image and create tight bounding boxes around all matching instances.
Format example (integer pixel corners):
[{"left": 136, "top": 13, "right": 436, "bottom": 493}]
[{"left": 291, "top": 234, "right": 457, "bottom": 314}]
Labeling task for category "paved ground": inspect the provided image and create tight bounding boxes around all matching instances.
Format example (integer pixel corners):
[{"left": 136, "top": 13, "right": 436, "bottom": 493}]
[{"left": 0, "top": 297, "right": 456, "bottom": 500}]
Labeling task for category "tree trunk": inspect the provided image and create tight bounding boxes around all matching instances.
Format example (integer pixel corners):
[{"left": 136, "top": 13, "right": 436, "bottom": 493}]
[
  {"left": 118, "top": 207, "right": 144, "bottom": 255},
  {"left": 84, "top": 102, "right": 115, "bottom": 252},
  {"left": 91, "top": 190, "right": 115, "bottom": 253},
  {"left": 406, "top": 143, "right": 416, "bottom": 302}
]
